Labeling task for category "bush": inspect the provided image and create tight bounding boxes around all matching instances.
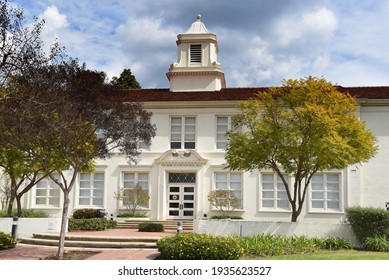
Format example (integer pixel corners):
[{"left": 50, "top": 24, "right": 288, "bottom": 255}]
[
  {"left": 209, "top": 215, "right": 243, "bottom": 220},
  {"left": 0, "top": 209, "right": 48, "bottom": 218},
  {"left": 157, "top": 233, "right": 244, "bottom": 260},
  {"left": 138, "top": 223, "right": 164, "bottom": 232},
  {"left": 363, "top": 236, "right": 389, "bottom": 252},
  {"left": 68, "top": 218, "right": 115, "bottom": 231},
  {"left": 239, "top": 234, "right": 354, "bottom": 257},
  {"left": 0, "top": 231, "right": 17, "bottom": 249},
  {"left": 72, "top": 209, "right": 105, "bottom": 219},
  {"left": 346, "top": 207, "right": 389, "bottom": 242},
  {"left": 116, "top": 213, "right": 148, "bottom": 218}
]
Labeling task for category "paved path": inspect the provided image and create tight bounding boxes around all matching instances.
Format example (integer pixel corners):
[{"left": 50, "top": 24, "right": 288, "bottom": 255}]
[{"left": 0, "top": 228, "right": 175, "bottom": 260}]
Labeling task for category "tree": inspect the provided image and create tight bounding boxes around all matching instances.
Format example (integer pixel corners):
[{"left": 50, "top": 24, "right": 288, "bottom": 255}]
[
  {"left": 0, "top": 0, "right": 61, "bottom": 88},
  {"left": 0, "top": 173, "right": 11, "bottom": 210},
  {"left": 111, "top": 68, "right": 141, "bottom": 89},
  {"left": 114, "top": 183, "right": 150, "bottom": 216},
  {"left": 208, "top": 189, "right": 239, "bottom": 217},
  {"left": 225, "top": 76, "right": 378, "bottom": 222}
]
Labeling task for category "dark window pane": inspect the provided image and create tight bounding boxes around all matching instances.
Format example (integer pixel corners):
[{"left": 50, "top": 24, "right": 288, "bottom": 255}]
[
  {"left": 171, "top": 142, "right": 181, "bottom": 149},
  {"left": 184, "top": 142, "right": 195, "bottom": 149},
  {"left": 169, "top": 173, "right": 196, "bottom": 183}
]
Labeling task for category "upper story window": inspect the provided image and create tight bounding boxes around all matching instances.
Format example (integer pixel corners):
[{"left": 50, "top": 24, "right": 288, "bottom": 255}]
[
  {"left": 311, "top": 173, "right": 341, "bottom": 211},
  {"left": 170, "top": 116, "right": 196, "bottom": 149},
  {"left": 216, "top": 116, "right": 241, "bottom": 150},
  {"left": 190, "top": 44, "right": 202, "bottom": 64}
]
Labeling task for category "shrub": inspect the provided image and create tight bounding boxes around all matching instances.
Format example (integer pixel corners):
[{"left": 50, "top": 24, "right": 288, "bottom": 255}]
[
  {"left": 157, "top": 233, "right": 244, "bottom": 260},
  {"left": 0, "top": 231, "right": 17, "bottom": 249},
  {"left": 116, "top": 213, "right": 148, "bottom": 218},
  {"left": 68, "top": 218, "right": 113, "bottom": 231},
  {"left": 346, "top": 207, "right": 389, "bottom": 242},
  {"left": 363, "top": 236, "right": 389, "bottom": 252},
  {"left": 320, "top": 237, "right": 355, "bottom": 250},
  {"left": 72, "top": 209, "right": 104, "bottom": 219},
  {"left": 138, "top": 223, "right": 164, "bottom": 232},
  {"left": 209, "top": 215, "right": 243, "bottom": 220},
  {"left": 0, "top": 209, "right": 48, "bottom": 218},
  {"left": 239, "top": 234, "right": 354, "bottom": 257}
]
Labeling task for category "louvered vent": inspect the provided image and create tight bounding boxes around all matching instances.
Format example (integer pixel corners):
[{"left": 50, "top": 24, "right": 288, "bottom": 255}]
[{"left": 190, "top": 44, "right": 201, "bottom": 64}]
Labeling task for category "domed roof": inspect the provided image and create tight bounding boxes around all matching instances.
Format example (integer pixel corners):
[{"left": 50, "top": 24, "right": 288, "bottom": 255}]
[{"left": 185, "top": 14, "right": 209, "bottom": 33}]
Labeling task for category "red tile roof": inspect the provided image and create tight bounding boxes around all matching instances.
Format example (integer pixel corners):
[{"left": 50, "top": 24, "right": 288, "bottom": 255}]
[{"left": 121, "top": 86, "right": 389, "bottom": 102}]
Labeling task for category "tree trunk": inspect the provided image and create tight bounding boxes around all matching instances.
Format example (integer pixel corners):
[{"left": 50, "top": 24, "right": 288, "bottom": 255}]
[
  {"left": 57, "top": 191, "right": 70, "bottom": 260},
  {"left": 16, "top": 195, "right": 22, "bottom": 217},
  {"left": 6, "top": 177, "right": 17, "bottom": 217}
]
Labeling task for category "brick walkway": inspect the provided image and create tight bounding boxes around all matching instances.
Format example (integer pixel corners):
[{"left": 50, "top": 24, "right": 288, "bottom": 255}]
[{"left": 0, "top": 229, "right": 175, "bottom": 260}]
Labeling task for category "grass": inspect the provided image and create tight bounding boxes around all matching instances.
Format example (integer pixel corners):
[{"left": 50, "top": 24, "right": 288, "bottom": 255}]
[{"left": 255, "top": 250, "right": 389, "bottom": 260}]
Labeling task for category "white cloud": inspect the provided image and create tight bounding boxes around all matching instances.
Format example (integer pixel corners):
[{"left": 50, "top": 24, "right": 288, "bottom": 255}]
[{"left": 39, "top": 5, "right": 68, "bottom": 46}]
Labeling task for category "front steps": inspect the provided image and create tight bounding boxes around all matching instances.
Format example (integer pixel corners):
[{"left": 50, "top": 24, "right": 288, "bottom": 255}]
[
  {"left": 18, "top": 220, "right": 193, "bottom": 248},
  {"left": 19, "top": 233, "right": 160, "bottom": 248},
  {"left": 116, "top": 219, "right": 193, "bottom": 231}
]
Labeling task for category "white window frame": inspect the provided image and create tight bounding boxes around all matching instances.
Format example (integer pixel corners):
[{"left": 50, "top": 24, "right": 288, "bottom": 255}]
[
  {"left": 33, "top": 174, "right": 61, "bottom": 208},
  {"left": 310, "top": 173, "right": 342, "bottom": 212},
  {"left": 260, "top": 173, "right": 290, "bottom": 211},
  {"left": 121, "top": 172, "right": 150, "bottom": 209},
  {"left": 78, "top": 172, "right": 105, "bottom": 208},
  {"left": 215, "top": 115, "right": 241, "bottom": 150},
  {"left": 170, "top": 116, "right": 196, "bottom": 150},
  {"left": 213, "top": 172, "right": 243, "bottom": 210}
]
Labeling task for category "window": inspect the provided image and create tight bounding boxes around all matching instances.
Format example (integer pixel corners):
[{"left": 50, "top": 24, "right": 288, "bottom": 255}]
[
  {"left": 123, "top": 172, "right": 149, "bottom": 208},
  {"left": 311, "top": 173, "right": 340, "bottom": 210},
  {"left": 170, "top": 116, "right": 196, "bottom": 149},
  {"left": 35, "top": 175, "right": 60, "bottom": 207},
  {"left": 216, "top": 116, "right": 240, "bottom": 150},
  {"left": 79, "top": 173, "right": 104, "bottom": 207},
  {"left": 215, "top": 172, "right": 242, "bottom": 208},
  {"left": 190, "top": 44, "right": 202, "bottom": 64},
  {"left": 261, "top": 173, "right": 289, "bottom": 210}
]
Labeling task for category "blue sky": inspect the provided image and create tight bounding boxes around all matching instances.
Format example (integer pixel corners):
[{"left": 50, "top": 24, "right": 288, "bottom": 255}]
[{"left": 13, "top": 0, "right": 389, "bottom": 88}]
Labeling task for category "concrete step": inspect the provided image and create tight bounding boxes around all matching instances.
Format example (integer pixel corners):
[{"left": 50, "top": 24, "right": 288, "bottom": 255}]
[
  {"left": 19, "top": 237, "right": 157, "bottom": 248},
  {"left": 116, "top": 220, "right": 193, "bottom": 231},
  {"left": 18, "top": 233, "right": 161, "bottom": 249}
]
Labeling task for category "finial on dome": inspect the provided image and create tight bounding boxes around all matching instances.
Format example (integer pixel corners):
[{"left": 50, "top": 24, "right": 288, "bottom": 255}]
[{"left": 197, "top": 14, "right": 202, "bottom": 21}]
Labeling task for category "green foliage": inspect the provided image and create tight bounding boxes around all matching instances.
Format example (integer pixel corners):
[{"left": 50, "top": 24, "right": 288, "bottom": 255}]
[
  {"left": 68, "top": 218, "right": 115, "bottom": 231},
  {"left": 0, "top": 231, "right": 17, "bottom": 249},
  {"left": 138, "top": 223, "right": 164, "bottom": 232},
  {"left": 157, "top": 233, "right": 244, "bottom": 260},
  {"left": 208, "top": 189, "right": 239, "bottom": 217},
  {"left": 209, "top": 215, "right": 243, "bottom": 220},
  {"left": 0, "top": 208, "right": 48, "bottom": 218},
  {"left": 111, "top": 68, "right": 141, "bottom": 89},
  {"left": 346, "top": 207, "right": 389, "bottom": 242},
  {"left": 239, "top": 234, "right": 354, "bottom": 257},
  {"left": 363, "top": 236, "right": 389, "bottom": 252},
  {"left": 72, "top": 209, "right": 104, "bottom": 219},
  {"left": 226, "top": 76, "right": 378, "bottom": 222}
]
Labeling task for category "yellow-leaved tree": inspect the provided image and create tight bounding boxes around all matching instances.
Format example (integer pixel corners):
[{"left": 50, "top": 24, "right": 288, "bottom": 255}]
[{"left": 225, "top": 76, "right": 378, "bottom": 222}]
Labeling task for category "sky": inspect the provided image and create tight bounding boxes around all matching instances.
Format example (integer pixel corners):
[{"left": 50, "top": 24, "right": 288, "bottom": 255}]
[{"left": 12, "top": 0, "right": 389, "bottom": 88}]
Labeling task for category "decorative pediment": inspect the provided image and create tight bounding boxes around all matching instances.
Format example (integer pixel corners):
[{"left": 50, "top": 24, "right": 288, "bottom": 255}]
[{"left": 154, "top": 149, "right": 208, "bottom": 167}]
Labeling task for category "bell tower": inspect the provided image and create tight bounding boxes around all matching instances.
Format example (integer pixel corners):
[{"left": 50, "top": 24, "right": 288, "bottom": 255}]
[{"left": 167, "top": 15, "right": 226, "bottom": 92}]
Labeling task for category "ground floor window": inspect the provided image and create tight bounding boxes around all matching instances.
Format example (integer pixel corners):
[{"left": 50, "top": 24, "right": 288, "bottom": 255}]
[
  {"left": 79, "top": 172, "right": 104, "bottom": 207},
  {"left": 261, "top": 173, "right": 289, "bottom": 210},
  {"left": 311, "top": 173, "right": 340, "bottom": 211},
  {"left": 214, "top": 172, "right": 242, "bottom": 209},
  {"left": 34, "top": 175, "right": 60, "bottom": 207},
  {"left": 122, "top": 172, "right": 149, "bottom": 208}
]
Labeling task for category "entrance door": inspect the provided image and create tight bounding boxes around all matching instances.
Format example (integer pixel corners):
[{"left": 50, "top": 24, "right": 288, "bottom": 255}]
[{"left": 167, "top": 173, "right": 196, "bottom": 219}]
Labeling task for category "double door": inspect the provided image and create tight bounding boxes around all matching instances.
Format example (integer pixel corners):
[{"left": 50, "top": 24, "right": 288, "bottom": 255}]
[{"left": 168, "top": 184, "right": 195, "bottom": 219}]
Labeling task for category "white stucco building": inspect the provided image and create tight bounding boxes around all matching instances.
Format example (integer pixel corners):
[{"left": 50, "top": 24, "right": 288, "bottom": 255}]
[{"left": 18, "top": 15, "right": 389, "bottom": 223}]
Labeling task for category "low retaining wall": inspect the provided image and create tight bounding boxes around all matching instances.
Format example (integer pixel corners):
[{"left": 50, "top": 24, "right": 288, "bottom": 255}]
[
  {"left": 0, "top": 218, "right": 65, "bottom": 239},
  {"left": 194, "top": 220, "right": 359, "bottom": 245}
]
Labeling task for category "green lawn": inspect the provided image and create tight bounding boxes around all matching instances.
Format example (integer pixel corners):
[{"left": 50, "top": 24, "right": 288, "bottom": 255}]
[{"left": 254, "top": 250, "right": 389, "bottom": 260}]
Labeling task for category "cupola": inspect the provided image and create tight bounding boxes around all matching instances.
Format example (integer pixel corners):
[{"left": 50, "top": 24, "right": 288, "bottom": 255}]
[{"left": 166, "top": 15, "right": 226, "bottom": 92}]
